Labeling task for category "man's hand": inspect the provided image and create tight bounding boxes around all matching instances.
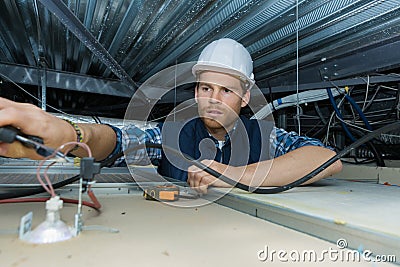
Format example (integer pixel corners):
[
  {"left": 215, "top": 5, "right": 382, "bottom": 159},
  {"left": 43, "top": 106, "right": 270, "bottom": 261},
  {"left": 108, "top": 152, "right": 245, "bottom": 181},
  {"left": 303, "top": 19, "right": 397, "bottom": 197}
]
[
  {"left": 187, "top": 160, "right": 242, "bottom": 194},
  {"left": 187, "top": 146, "right": 343, "bottom": 194},
  {"left": 0, "top": 97, "right": 76, "bottom": 159}
]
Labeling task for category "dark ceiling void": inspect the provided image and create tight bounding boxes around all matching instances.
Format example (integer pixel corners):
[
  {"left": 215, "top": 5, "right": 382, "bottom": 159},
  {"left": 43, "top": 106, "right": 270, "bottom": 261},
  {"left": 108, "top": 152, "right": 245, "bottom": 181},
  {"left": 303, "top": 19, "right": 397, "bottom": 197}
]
[{"left": 0, "top": 0, "right": 400, "bottom": 113}]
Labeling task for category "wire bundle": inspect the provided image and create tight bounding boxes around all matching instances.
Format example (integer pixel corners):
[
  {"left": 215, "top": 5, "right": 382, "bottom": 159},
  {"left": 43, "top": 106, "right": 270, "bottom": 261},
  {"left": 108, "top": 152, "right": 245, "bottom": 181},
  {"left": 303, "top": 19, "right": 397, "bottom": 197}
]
[{"left": 0, "top": 141, "right": 101, "bottom": 210}]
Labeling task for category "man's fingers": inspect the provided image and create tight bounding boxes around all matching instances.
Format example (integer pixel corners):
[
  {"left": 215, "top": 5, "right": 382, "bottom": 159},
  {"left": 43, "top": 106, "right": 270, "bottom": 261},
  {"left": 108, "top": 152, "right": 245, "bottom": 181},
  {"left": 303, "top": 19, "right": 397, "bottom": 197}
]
[
  {"left": 0, "top": 106, "right": 22, "bottom": 128},
  {"left": 0, "top": 101, "right": 45, "bottom": 135},
  {"left": 0, "top": 97, "right": 19, "bottom": 108},
  {"left": 193, "top": 176, "right": 208, "bottom": 194},
  {"left": 197, "top": 184, "right": 208, "bottom": 194},
  {"left": 0, "top": 143, "right": 8, "bottom": 155},
  {"left": 191, "top": 170, "right": 203, "bottom": 189},
  {"left": 188, "top": 164, "right": 202, "bottom": 173}
]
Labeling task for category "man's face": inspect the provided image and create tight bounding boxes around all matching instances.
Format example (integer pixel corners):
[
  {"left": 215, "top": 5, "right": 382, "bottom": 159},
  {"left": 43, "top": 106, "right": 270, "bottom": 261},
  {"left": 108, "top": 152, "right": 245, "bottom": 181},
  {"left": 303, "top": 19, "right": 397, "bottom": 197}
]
[{"left": 195, "top": 71, "right": 250, "bottom": 134}]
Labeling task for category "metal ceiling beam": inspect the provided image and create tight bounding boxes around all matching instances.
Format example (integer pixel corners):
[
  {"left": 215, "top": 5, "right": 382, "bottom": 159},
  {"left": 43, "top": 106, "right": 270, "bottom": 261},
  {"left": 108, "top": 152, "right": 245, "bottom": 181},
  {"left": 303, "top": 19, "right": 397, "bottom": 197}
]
[
  {"left": 0, "top": 61, "right": 191, "bottom": 104},
  {"left": 262, "top": 75, "right": 400, "bottom": 95},
  {"left": 138, "top": 0, "right": 265, "bottom": 81},
  {"left": 37, "top": 0, "right": 138, "bottom": 94},
  {"left": 0, "top": 62, "right": 132, "bottom": 97},
  {"left": 262, "top": 37, "right": 400, "bottom": 91}
]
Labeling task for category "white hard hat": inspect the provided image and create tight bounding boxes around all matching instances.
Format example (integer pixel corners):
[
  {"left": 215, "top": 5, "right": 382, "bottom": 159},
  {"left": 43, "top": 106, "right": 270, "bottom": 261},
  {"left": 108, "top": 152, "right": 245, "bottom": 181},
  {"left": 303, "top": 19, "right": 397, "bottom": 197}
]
[{"left": 192, "top": 38, "right": 255, "bottom": 89}]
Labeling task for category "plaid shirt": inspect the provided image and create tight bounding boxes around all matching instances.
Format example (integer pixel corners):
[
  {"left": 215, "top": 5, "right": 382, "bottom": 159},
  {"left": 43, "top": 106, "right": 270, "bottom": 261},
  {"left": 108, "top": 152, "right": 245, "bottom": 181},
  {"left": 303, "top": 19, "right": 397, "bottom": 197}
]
[{"left": 109, "top": 122, "right": 330, "bottom": 166}]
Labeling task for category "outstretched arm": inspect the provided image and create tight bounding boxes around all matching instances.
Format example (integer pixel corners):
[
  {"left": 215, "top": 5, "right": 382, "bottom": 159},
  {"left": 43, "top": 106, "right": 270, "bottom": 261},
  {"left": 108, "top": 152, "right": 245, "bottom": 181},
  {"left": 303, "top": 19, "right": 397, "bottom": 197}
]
[
  {"left": 187, "top": 146, "right": 342, "bottom": 194},
  {"left": 0, "top": 97, "right": 116, "bottom": 160}
]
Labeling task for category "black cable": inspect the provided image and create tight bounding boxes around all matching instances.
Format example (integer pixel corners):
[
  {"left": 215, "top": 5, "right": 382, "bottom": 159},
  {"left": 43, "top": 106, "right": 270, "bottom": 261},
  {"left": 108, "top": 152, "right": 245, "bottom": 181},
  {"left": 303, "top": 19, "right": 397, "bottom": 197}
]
[
  {"left": 0, "top": 174, "right": 80, "bottom": 200},
  {"left": 341, "top": 158, "right": 376, "bottom": 165},
  {"left": 314, "top": 102, "right": 327, "bottom": 124},
  {"left": 0, "top": 142, "right": 153, "bottom": 200},
  {"left": 341, "top": 127, "right": 385, "bottom": 167},
  {"left": 91, "top": 115, "right": 100, "bottom": 124},
  {"left": 95, "top": 116, "right": 102, "bottom": 124},
  {"left": 267, "top": 80, "right": 276, "bottom": 112},
  {"left": 2, "top": 122, "right": 398, "bottom": 199},
  {"left": 113, "top": 121, "right": 398, "bottom": 194},
  {"left": 224, "top": 121, "right": 398, "bottom": 193},
  {"left": 321, "top": 126, "right": 384, "bottom": 167},
  {"left": 0, "top": 143, "right": 168, "bottom": 200}
]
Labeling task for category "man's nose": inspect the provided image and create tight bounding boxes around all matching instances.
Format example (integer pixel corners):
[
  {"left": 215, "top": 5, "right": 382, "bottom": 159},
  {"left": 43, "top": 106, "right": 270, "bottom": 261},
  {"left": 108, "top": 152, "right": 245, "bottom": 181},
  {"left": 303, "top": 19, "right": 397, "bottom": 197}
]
[{"left": 209, "top": 90, "right": 222, "bottom": 103}]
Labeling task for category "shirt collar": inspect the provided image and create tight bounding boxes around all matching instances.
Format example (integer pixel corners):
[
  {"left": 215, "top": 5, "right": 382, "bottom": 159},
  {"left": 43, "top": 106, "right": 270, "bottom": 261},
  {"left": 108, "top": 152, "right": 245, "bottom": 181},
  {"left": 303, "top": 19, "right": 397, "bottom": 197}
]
[{"left": 206, "top": 119, "right": 239, "bottom": 147}]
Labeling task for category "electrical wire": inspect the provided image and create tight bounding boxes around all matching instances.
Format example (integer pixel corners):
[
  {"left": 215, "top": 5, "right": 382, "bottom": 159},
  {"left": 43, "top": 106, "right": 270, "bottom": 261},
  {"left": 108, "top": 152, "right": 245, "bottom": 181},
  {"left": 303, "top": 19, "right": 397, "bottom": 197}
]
[
  {"left": 147, "top": 101, "right": 197, "bottom": 123},
  {"left": 361, "top": 75, "right": 370, "bottom": 111},
  {"left": 104, "top": 122, "right": 399, "bottom": 194},
  {"left": 311, "top": 95, "right": 390, "bottom": 165},
  {"left": 295, "top": 0, "right": 301, "bottom": 135},
  {"left": 327, "top": 88, "right": 356, "bottom": 142},
  {"left": 0, "top": 73, "right": 93, "bottom": 123},
  {"left": 380, "top": 84, "right": 399, "bottom": 91},
  {"left": 325, "top": 110, "right": 383, "bottom": 164},
  {"left": 360, "top": 85, "right": 381, "bottom": 113},
  {"left": 396, "top": 88, "right": 400, "bottom": 120},
  {"left": 334, "top": 114, "right": 372, "bottom": 133},
  {"left": 327, "top": 126, "right": 384, "bottom": 167},
  {"left": 383, "top": 87, "right": 400, "bottom": 120},
  {"left": 0, "top": 141, "right": 96, "bottom": 207},
  {"left": 252, "top": 88, "right": 345, "bottom": 120},
  {"left": 344, "top": 94, "right": 372, "bottom": 130},
  {"left": 0, "top": 195, "right": 101, "bottom": 211},
  {"left": 158, "top": 121, "right": 398, "bottom": 193},
  {"left": 324, "top": 92, "right": 347, "bottom": 145},
  {"left": 340, "top": 158, "right": 376, "bottom": 165},
  {"left": 2, "top": 121, "right": 399, "bottom": 198},
  {"left": 326, "top": 86, "right": 373, "bottom": 141},
  {"left": 0, "top": 174, "right": 80, "bottom": 200},
  {"left": 314, "top": 102, "right": 327, "bottom": 125},
  {"left": 35, "top": 141, "right": 92, "bottom": 197},
  {"left": 92, "top": 115, "right": 100, "bottom": 124}
]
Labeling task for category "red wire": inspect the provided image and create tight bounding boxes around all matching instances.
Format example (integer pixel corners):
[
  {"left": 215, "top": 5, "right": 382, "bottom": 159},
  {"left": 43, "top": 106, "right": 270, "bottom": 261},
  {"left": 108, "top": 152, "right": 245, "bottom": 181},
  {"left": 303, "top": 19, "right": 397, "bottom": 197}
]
[
  {"left": 0, "top": 195, "right": 101, "bottom": 211},
  {"left": 2, "top": 142, "right": 102, "bottom": 210},
  {"left": 35, "top": 141, "right": 94, "bottom": 197},
  {"left": 87, "top": 187, "right": 101, "bottom": 209}
]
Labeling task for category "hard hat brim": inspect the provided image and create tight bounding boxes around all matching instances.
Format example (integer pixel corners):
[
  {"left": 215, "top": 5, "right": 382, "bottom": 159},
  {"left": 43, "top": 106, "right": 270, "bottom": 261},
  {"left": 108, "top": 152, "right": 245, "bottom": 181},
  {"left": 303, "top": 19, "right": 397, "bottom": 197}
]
[{"left": 192, "top": 63, "right": 255, "bottom": 89}]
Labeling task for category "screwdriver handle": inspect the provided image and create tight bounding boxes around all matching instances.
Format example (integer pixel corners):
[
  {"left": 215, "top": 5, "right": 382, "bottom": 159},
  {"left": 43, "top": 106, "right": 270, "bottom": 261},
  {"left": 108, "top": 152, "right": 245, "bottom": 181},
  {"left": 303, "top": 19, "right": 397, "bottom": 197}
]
[
  {"left": 0, "top": 126, "right": 44, "bottom": 145},
  {"left": 0, "top": 125, "right": 69, "bottom": 161},
  {"left": 0, "top": 126, "right": 18, "bottom": 143}
]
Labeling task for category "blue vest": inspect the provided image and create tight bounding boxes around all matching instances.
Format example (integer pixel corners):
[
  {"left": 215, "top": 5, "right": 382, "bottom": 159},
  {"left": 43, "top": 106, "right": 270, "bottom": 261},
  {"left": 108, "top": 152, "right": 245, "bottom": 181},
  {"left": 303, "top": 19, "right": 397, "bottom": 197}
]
[{"left": 157, "top": 116, "right": 274, "bottom": 182}]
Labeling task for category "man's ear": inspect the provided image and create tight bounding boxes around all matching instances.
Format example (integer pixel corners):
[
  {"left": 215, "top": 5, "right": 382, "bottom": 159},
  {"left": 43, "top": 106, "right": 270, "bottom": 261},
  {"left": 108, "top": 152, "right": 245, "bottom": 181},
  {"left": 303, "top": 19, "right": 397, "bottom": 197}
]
[{"left": 241, "top": 90, "right": 250, "bottom": 107}]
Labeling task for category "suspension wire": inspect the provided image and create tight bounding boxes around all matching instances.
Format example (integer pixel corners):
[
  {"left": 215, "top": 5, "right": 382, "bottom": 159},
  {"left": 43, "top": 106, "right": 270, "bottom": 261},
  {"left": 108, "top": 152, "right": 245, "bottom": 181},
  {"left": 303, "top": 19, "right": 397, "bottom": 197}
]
[{"left": 295, "top": 0, "right": 301, "bottom": 134}]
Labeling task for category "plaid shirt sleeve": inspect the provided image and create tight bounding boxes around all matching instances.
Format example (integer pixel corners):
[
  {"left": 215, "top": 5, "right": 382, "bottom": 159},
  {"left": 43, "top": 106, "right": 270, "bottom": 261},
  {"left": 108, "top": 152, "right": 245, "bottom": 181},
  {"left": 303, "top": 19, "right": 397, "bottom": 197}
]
[
  {"left": 270, "top": 126, "right": 333, "bottom": 158},
  {"left": 110, "top": 124, "right": 163, "bottom": 166},
  {"left": 109, "top": 124, "right": 330, "bottom": 165}
]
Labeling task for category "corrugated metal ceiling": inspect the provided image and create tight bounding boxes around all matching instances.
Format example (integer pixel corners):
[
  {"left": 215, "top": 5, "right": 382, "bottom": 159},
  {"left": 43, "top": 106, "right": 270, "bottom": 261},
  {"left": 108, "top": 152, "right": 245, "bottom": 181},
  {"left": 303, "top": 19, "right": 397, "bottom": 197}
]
[{"left": 1, "top": 0, "right": 400, "bottom": 110}]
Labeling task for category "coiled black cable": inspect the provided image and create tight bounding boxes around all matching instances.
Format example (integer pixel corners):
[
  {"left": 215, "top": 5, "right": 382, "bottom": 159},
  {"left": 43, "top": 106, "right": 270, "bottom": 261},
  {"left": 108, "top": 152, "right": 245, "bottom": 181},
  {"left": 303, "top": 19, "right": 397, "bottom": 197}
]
[
  {"left": 185, "top": 121, "right": 398, "bottom": 193},
  {"left": 107, "top": 121, "right": 400, "bottom": 194}
]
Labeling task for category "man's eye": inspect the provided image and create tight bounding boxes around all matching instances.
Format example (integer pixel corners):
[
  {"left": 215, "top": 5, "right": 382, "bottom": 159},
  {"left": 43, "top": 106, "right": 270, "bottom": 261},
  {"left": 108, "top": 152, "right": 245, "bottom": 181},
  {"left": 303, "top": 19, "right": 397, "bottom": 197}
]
[
  {"left": 202, "top": 87, "right": 211, "bottom": 91},
  {"left": 224, "top": 88, "right": 232, "bottom": 93}
]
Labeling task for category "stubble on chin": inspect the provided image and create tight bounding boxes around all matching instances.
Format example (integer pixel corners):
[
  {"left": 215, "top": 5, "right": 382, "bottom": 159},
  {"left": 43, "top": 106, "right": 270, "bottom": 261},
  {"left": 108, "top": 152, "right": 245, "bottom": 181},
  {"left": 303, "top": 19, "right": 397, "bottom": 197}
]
[{"left": 201, "top": 116, "right": 224, "bottom": 129}]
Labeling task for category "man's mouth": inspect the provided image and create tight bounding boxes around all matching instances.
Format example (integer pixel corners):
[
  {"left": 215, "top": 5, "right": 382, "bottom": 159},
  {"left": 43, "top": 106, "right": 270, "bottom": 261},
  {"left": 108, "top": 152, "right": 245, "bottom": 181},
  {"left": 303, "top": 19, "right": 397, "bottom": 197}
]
[{"left": 206, "top": 109, "right": 224, "bottom": 116}]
